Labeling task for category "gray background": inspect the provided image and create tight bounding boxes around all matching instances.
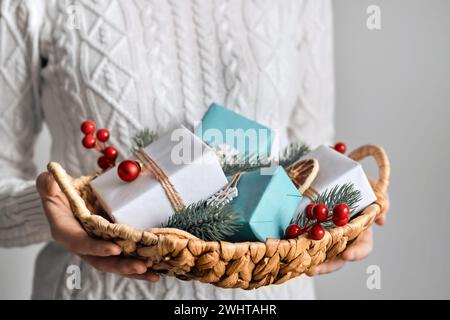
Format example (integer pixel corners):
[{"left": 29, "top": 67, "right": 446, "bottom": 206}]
[{"left": 1, "top": 0, "right": 449, "bottom": 299}]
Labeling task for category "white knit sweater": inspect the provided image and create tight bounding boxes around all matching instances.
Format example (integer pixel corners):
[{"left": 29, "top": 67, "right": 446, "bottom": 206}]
[{"left": 0, "top": 0, "right": 334, "bottom": 299}]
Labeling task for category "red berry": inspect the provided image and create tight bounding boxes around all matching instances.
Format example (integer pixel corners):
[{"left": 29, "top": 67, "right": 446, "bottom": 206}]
[
  {"left": 97, "top": 156, "right": 114, "bottom": 170},
  {"left": 81, "top": 120, "right": 96, "bottom": 134},
  {"left": 333, "top": 216, "right": 349, "bottom": 227},
  {"left": 96, "top": 129, "right": 110, "bottom": 142},
  {"left": 82, "top": 134, "right": 97, "bottom": 149},
  {"left": 103, "top": 146, "right": 119, "bottom": 161},
  {"left": 333, "top": 203, "right": 350, "bottom": 221},
  {"left": 305, "top": 203, "right": 315, "bottom": 220},
  {"left": 309, "top": 224, "right": 325, "bottom": 240},
  {"left": 334, "top": 142, "right": 347, "bottom": 154},
  {"left": 313, "top": 204, "right": 329, "bottom": 222},
  {"left": 285, "top": 224, "right": 302, "bottom": 239},
  {"left": 117, "top": 160, "right": 141, "bottom": 182}
]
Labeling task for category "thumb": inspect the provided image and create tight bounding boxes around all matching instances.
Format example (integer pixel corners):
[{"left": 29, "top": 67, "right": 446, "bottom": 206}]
[{"left": 36, "top": 172, "right": 62, "bottom": 197}]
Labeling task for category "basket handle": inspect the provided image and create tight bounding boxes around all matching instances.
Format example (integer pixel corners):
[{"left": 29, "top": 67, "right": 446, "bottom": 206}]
[{"left": 348, "top": 144, "right": 390, "bottom": 195}]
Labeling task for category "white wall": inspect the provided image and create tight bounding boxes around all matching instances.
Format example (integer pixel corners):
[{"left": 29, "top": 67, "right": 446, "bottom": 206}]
[
  {"left": 314, "top": 0, "right": 450, "bottom": 299},
  {"left": 1, "top": 0, "right": 449, "bottom": 299}
]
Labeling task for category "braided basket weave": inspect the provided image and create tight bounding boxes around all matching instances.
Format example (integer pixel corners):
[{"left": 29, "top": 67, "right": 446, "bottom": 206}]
[{"left": 47, "top": 144, "right": 390, "bottom": 290}]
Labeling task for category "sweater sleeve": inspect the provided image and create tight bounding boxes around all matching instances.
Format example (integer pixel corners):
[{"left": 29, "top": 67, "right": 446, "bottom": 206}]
[
  {"left": 0, "top": 0, "right": 51, "bottom": 247},
  {"left": 287, "top": 0, "right": 335, "bottom": 147}
]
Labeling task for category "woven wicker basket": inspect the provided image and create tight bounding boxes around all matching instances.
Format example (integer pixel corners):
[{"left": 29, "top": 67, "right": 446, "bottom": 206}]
[{"left": 47, "top": 144, "right": 390, "bottom": 290}]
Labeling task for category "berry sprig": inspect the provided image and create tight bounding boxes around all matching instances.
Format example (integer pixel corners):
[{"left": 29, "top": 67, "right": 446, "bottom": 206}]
[
  {"left": 80, "top": 120, "right": 119, "bottom": 171},
  {"left": 285, "top": 202, "right": 351, "bottom": 240}
]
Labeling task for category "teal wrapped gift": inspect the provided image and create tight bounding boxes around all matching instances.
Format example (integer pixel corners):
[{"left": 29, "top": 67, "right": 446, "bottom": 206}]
[
  {"left": 227, "top": 166, "right": 302, "bottom": 242},
  {"left": 195, "top": 103, "right": 274, "bottom": 159}
]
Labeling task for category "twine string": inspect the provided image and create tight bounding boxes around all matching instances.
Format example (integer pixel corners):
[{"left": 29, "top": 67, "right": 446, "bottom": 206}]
[
  {"left": 226, "top": 172, "right": 243, "bottom": 190},
  {"left": 134, "top": 148, "right": 185, "bottom": 212}
]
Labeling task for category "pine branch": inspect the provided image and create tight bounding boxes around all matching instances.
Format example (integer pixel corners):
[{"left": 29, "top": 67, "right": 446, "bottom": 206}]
[
  {"left": 219, "top": 143, "right": 310, "bottom": 176},
  {"left": 292, "top": 183, "right": 362, "bottom": 227},
  {"left": 279, "top": 143, "right": 311, "bottom": 169},
  {"left": 162, "top": 202, "right": 241, "bottom": 241},
  {"left": 221, "top": 153, "right": 271, "bottom": 176},
  {"left": 315, "top": 183, "right": 362, "bottom": 212},
  {"left": 132, "top": 128, "right": 158, "bottom": 150}
]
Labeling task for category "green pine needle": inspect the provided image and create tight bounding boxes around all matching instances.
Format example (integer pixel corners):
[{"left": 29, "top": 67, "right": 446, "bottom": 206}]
[
  {"left": 220, "top": 143, "right": 310, "bottom": 176},
  {"left": 221, "top": 154, "right": 271, "bottom": 176},
  {"left": 132, "top": 128, "right": 158, "bottom": 150},
  {"left": 279, "top": 143, "right": 311, "bottom": 169},
  {"left": 162, "top": 202, "right": 241, "bottom": 241},
  {"left": 293, "top": 183, "right": 362, "bottom": 228}
]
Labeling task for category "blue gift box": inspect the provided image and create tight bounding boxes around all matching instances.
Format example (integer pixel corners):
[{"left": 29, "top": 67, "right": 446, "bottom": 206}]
[
  {"left": 195, "top": 103, "right": 274, "bottom": 159},
  {"left": 227, "top": 166, "right": 302, "bottom": 242}
]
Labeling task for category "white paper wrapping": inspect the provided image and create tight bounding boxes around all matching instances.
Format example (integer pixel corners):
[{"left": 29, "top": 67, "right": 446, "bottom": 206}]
[
  {"left": 90, "top": 127, "right": 228, "bottom": 230},
  {"left": 296, "top": 145, "right": 377, "bottom": 216}
]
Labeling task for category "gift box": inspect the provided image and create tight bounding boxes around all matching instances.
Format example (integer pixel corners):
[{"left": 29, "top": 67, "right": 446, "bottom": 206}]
[
  {"left": 90, "top": 127, "right": 229, "bottom": 230},
  {"left": 227, "top": 166, "right": 302, "bottom": 242},
  {"left": 194, "top": 103, "right": 274, "bottom": 159},
  {"left": 296, "top": 145, "right": 377, "bottom": 216}
]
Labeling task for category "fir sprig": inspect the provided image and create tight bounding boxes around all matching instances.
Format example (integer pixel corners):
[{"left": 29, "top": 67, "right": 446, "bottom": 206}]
[
  {"left": 314, "top": 183, "right": 362, "bottom": 212},
  {"left": 279, "top": 143, "right": 311, "bottom": 169},
  {"left": 220, "top": 143, "right": 310, "bottom": 176},
  {"left": 162, "top": 202, "right": 241, "bottom": 241},
  {"left": 221, "top": 154, "right": 271, "bottom": 176},
  {"left": 293, "top": 183, "right": 362, "bottom": 228},
  {"left": 132, "top": 128, "right": 158, "bottom": 150}
]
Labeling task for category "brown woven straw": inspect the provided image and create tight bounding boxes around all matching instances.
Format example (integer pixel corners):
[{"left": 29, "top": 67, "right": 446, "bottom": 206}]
[{"left": 47, "top": 144, "right": 390, "bottom": 290}]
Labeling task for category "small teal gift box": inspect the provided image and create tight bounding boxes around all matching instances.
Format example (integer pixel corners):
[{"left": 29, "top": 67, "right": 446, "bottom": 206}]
[
  {"left": 227, "top": 166, "right": 302, "bottom": 242},
  {"left": 195, "top": 103, "right": 274, "bottom": 159}
]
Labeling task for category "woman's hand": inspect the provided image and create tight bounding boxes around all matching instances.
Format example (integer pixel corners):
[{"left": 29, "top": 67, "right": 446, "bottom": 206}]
[
  {"left": 306, "top": 196, "right": 389, "bottom": 277},
  {"left": 36, "top": 172, "right": 159, "bottom": 282}
]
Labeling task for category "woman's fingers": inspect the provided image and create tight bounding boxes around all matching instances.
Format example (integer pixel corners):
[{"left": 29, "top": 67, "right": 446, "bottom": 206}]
[
  {"left": 36, "top": 172, "right": 65, "bottom": 199},
  {"left": 49, "top": 212, "right": 122, "bottom": 256},
  {"left": 375, "top": 193, "right": 389, "bottom": 225},
  {"left": 369, "top": 178, "right": 389, "bottom": 226},
  {"left": 81, "top": 255, "right": 148, "bottom": 275},
  {"left": 37, "top": 172, "right": 158, "bottom": 282},
  {"left": 375, "top": 213, "right": 386, "bottom": 225},
  {"left": 341, "top": 227, "right": 373, "bottom": 261},
  {"left": 306, "top": 227, "right": 375, "bottom": 276},
  {"left": 126, "top": 271, "right": 161, "bottom": 282},
  {"left": 44, "top": 197, "right": 122, "bottom": 256},
  {"left": 37, "top": 172, "right": 122, "bottom": 257},
  {"left": 65, "top": 230, "right": 122, "bottom": 257},
  {"left": 306, "top": 257, "right": 346, "bottom": 276}
]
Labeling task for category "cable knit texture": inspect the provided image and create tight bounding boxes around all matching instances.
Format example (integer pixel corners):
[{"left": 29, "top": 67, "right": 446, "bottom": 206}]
[{"left": 1, "top": 0, "right": 334, "bottom": 299}]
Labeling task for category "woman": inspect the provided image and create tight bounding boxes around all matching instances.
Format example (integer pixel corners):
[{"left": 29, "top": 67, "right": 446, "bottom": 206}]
[{"left": 0, "top": 0, "right": 386, "bottom": 299}]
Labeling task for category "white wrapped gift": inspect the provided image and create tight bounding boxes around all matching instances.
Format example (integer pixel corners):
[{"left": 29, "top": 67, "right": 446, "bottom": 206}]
[
  {"left": 296, "top": 145, "right": 377, "bottom": 215},
  {"left": 90, "top": 127, "right": 229, "bottom": 229}
]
